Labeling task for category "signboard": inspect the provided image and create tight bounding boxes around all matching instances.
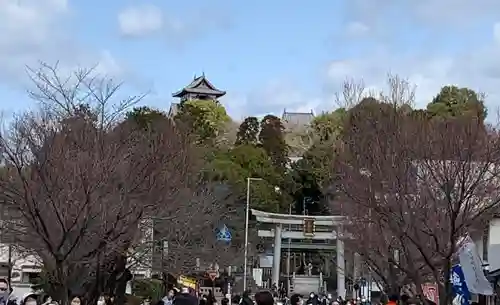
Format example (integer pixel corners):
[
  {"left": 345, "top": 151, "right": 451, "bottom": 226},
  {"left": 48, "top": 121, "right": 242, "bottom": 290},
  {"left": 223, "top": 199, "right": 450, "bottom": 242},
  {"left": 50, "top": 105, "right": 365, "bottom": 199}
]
[
  {"left": 216, "top": 224, "right": 232, "bottom": 242},
  {"left": 207, "top": 270, "right": 219, "bottom": 281},
  {"left": 177, "top": 275, "right": 197, "bottom": 289},
  {"left": 206, "top": 263, "right": 220, "bottom": 281},
  {"left": 422, "top": 283, "right": 439, "bottom": 305},
  {"left": 303, "top": 218, "right": 315, "bottom": 236}
]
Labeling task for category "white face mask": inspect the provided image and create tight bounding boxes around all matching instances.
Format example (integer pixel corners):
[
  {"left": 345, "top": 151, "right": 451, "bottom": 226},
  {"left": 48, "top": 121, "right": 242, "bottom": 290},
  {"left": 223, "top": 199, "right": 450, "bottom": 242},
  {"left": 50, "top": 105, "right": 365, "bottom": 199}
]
[{"left": 26, "top": 302, "right": 37, "bottom": 305}]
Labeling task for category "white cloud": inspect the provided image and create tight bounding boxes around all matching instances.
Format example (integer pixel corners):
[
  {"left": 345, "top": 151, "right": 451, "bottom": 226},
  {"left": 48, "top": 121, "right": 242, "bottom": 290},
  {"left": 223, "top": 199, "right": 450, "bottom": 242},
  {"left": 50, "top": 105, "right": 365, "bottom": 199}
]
[
  {"left": 118, "top": 5, "right": 163, "bottom": 38},
  {"left": 116, "top": 3, "right": 232, "bottom": 48},
  {"left": 326, "top": 29, "right": 500, "bottom": 112},
  {"left": 345, "top": 21, "right": 369, "bottom": 37},
  {"left": 319, "top": 1, "right": 500, "bottom": 116},
  {"left": 223, "top": 80, "right": 324, "bottom": 119},
  {"left": 0, "top": 0, "right": 124, "bottom": 88},
  {"left": 345, "top": 0, "right": 500, "bottom": 28}
]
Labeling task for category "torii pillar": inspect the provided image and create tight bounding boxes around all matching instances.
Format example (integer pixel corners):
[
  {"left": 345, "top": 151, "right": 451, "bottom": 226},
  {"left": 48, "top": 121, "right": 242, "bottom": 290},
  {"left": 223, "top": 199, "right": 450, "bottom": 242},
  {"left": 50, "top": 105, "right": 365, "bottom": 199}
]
[{"left": 252, "top": 209, "right": 346, "bottom": 298}]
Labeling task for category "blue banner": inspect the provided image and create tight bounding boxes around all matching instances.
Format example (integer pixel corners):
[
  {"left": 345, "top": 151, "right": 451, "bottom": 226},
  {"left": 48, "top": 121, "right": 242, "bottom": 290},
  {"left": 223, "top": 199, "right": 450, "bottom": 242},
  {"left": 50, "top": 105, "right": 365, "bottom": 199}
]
[{"left": 451, "top": 265, "right": 471, "bottom": 305}]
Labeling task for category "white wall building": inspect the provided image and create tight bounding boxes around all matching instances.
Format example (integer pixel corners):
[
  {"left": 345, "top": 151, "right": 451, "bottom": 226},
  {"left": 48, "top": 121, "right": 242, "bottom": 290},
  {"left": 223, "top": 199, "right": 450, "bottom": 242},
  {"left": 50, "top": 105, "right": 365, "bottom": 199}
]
[
  {"left": 0, "top": 244, "right": 41, "bottom": 298},
  {"left": 0, "top": 241, "right": 152, "bottom": 298},
  {"left": 486, "top": 217, "right": 500, "bottom": 280}
]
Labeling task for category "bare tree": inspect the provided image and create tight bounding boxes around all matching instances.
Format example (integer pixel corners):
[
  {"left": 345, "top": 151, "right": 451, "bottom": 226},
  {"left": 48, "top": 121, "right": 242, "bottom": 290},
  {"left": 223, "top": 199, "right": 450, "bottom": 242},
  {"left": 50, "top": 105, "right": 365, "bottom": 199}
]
[
  {"left": 333, "top": 74, "right": 415, "bottom": 111},
  {"left": 334, "top": 78, "right": 367, "bottom": 109},
  {"left": 334, "top": 88, "right": 500, "bottom": 305},
  {"left": 378, "top": 74, "right": 416, "bottom": 108},
  {"left": 148, "top": 183, "right": 242, "bottom": 277},
  {"left": 0, "top": 63, "right": 194, "bottom": 305},
  {"left": 26, "top": 61, "right": 146, "bottom": 130}
]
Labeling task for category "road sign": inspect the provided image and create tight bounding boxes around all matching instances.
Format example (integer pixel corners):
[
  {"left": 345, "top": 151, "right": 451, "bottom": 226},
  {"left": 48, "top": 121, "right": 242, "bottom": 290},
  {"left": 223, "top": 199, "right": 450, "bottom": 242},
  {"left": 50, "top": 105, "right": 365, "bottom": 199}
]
[
  {"left": 216, "top": 224, "right": 232, "bottom": 242},
  {"left": 207, "top": 270, "right": 219, "bottom": 281}
]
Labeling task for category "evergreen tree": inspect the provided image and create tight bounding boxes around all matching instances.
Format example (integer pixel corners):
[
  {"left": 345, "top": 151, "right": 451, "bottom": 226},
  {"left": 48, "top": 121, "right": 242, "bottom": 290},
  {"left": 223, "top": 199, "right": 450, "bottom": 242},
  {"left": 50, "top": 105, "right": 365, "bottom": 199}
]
[
  {"left": 259, "top": 115, "right": 288, "bottom": 170},
  {"left": 235, "top": 116, "right": 260, "bottom": 146}
]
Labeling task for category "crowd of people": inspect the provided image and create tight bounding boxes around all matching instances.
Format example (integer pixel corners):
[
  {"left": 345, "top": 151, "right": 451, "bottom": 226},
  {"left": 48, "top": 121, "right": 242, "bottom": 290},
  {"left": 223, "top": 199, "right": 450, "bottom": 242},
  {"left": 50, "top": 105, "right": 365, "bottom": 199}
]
[
  {"left": 0, "top": 279, "right": 87, "bottom": 305},
  {"left": 147, "top": 288, "right": 372, "bottom": 305},
  {"left": 0, "top": 277, "right": 427, "bottom": 305}
]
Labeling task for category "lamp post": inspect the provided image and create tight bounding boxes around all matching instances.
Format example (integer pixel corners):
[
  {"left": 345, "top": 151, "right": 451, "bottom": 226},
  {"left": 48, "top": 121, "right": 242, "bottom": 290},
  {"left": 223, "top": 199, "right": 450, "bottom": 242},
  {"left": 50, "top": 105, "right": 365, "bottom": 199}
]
[
  {"left": 243, "top": 177, "right": 263, "bottom": 292},
  {"left": 243, "top": 178, "right": 281, "bottom": 292},
  {"left": 287, "top": 202, "right": 292, "bottom": 296},
  {"left": 7, "top": 244, "right": 11, "bottom": 284}
]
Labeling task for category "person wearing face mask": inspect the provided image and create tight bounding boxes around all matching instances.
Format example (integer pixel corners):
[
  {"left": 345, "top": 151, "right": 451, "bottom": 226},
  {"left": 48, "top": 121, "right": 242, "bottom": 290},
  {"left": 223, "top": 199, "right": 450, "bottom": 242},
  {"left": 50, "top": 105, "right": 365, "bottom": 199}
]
[
  {"left": 97, "top": 296, "right": 106, "bottom": 305},
  {"left": 21, "top": 294, "right": 38, "bottom": 305},
  {"left": 306, "top": 293, "right": 318, "bottom": 305},
  {"left": 290, "top": 294, "right": 303, "bottom": 305},
  {"left": 0, "top": 280, "right": 17, "bottom": 305},
  {"left": 70, "top": 296, "right": 83, "bottom": 305},
  {"left": 157, "top": 290, "right": 175, "bottom": 305}
]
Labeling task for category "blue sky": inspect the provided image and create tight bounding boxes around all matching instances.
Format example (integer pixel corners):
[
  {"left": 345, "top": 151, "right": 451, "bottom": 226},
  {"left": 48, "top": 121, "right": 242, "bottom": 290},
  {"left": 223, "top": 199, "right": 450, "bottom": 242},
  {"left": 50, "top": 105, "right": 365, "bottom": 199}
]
[{"left": 2, "top": 0, "right": 500, "bottom": 120}]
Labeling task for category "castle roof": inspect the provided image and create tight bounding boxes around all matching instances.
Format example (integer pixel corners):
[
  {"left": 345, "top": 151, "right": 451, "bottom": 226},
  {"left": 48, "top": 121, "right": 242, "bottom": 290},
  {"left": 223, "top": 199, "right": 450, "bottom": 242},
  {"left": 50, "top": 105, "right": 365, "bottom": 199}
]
[{"left": 172, "top": 74, "right": 226, "bottom": 98}]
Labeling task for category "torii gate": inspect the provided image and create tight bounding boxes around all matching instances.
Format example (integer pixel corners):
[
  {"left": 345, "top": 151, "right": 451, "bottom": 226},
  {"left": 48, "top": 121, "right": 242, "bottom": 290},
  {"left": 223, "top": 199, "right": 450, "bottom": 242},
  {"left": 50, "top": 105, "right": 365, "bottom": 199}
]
[{"left": 252, "top": 209, "right": 347, "bottom": 298}]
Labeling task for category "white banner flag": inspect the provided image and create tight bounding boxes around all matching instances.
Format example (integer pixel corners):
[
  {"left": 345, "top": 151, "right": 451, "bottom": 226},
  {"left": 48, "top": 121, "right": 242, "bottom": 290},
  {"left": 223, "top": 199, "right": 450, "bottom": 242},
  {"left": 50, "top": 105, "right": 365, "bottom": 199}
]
[{"left": 458, "top": 236, "right": 493, "bottom": 295}]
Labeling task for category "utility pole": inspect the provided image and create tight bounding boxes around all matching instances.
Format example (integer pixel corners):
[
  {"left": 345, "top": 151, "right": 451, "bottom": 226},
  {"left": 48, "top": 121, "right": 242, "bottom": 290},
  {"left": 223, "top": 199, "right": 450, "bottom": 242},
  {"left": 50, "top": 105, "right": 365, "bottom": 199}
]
[
  {"left": 286, "top": 203, "right": 292, "bottom": 295},
  {"left": 7, "top": 244, "right": 11, "bottom": 284},
  {"left": 244, "top": 177, "right": 263, "bottom": 292}
]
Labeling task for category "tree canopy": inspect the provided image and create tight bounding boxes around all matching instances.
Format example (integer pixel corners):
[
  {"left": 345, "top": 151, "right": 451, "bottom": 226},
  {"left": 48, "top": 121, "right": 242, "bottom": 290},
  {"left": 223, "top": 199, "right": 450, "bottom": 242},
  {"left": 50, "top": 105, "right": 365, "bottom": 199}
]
[
  {"left": 175, "top": 99, "right": 231, "bottom": 143},
  {"left": 259, "top": 115, "right": 289, "bottom": 170},
  {"left": 426, "top": 85, "right": 487, "bottom": 121},
  {"left": 236, "top": 116, "right": 260, "bottom": 146}
]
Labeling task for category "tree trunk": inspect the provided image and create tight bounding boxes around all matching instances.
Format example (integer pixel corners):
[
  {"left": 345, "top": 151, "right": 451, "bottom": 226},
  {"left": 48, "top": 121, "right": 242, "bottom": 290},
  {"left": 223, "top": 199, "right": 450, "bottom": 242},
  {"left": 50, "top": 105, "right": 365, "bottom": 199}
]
[
  {"left": 387, "top": 262, "right": 399, "bottom": 297},
  {"left": 85, "top": 259, "right": 103, "bottom": 305},
  {"left": 112, "top": 255, "right": 131, "bottom": 305},
  {"left": 54, "top": 262, "right": 69, "bottom": 305}
]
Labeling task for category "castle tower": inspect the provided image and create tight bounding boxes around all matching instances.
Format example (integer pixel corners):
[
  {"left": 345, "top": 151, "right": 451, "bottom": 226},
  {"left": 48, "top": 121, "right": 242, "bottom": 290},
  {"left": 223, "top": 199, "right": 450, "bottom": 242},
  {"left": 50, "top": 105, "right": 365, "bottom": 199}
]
[{"left": 172, "top": 73, "right": 226, "bottom": 103}]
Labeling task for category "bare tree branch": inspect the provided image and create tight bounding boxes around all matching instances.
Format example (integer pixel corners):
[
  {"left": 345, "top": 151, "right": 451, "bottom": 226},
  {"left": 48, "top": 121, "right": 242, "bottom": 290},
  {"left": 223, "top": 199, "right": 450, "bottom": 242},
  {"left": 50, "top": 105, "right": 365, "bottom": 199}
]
[
  {"left": 0, "top": 63, "right": 194, "bottom": 305},
  {"left": 333, "top": 81, "right": 500, "bottom": 304}
]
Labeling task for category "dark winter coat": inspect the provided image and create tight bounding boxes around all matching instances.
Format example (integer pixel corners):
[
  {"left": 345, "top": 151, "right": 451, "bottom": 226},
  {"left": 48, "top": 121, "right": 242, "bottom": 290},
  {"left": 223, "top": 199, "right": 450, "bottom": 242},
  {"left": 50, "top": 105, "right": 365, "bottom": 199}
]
[{"left": 173, "top": 293, "right": 197, "bottom": 305}]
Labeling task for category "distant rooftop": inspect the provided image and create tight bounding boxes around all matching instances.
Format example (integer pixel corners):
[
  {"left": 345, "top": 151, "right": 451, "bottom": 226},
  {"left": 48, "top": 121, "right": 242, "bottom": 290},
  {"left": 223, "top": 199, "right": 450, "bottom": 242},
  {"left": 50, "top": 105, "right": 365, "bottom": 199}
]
[
  {"left": 282, "top": 109, "right": 315, "bottom": 128},
  {"left": 172, "top": 74, "right": 226, "bottom": 98}
]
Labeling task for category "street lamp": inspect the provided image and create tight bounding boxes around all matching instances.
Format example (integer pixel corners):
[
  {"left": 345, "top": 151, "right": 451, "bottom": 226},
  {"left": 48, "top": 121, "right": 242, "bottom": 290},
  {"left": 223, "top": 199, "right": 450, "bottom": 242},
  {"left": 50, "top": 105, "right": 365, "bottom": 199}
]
[
  {"left": 243, "top": 177, "right": 263, "bottom": 292},
  {"left": 243, "top": 179, "right": 281, "bottom": 292},
  {"left": 243, "top": 178, "right": 280, "bottom": 292}
]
